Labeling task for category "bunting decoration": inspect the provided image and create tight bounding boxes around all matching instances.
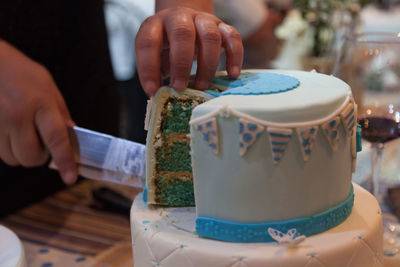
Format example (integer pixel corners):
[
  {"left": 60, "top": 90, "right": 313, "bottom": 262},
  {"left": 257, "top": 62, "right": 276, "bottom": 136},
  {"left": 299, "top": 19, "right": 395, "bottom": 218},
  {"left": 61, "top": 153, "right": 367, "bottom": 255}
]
[
  {"left": 267, "top": 128, "right": 292, "bottom": 164},
  {"left": 194, "top": 117, "right": 219, "bottom": 154},
  {"left": 239, "top": 118, "right": 264, "bottom": 156},
  {"left": 340, "top": 102, "right": 355, "bottom": 136},
  {"left": 351, "top": 103, "right": 358, "bottom": 158},
  {"left": 296, "top": 126, "right": 319, "bottom": 161},
  {"left": 321, "top": 117, "right": 340, "bottom": 151},
  {"left": 189, "top": 95, "right": 358, "bottom": 166}
]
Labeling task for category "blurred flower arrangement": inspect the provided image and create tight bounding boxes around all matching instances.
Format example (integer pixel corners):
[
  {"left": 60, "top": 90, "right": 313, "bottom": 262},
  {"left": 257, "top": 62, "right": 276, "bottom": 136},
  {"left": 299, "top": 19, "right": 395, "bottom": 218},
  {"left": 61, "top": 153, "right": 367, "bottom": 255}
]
[
  {"left": 273, "top": 0, "right": 373, "bottom": 72},
  {"left": 292, "top": 0, "right": 371, "bottom": 57}
]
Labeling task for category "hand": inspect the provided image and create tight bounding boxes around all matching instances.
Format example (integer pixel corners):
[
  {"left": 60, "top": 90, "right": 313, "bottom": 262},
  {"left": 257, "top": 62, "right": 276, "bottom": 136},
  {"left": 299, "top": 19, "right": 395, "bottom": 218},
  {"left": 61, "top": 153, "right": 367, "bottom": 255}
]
[
  {"left": 135, "top": 7, "right": 244, "bottom": 95},
  {"left": 0, "top": 40, "right": 77, "bottom": 184}
]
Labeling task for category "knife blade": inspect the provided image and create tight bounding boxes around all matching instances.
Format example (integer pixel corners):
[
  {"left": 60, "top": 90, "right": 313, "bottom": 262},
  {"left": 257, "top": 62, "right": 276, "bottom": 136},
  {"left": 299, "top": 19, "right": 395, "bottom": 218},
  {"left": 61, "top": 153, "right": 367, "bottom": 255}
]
[{"left": 49, "top": 126, "right": 146, "bottom": 188}]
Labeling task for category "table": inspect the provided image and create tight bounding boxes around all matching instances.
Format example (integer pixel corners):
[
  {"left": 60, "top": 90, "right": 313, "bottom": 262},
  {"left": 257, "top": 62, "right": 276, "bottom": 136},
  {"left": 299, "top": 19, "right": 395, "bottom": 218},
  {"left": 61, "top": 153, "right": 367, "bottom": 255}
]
[{"left": 0, "top": 180, "right": 141, "bottom": 267}]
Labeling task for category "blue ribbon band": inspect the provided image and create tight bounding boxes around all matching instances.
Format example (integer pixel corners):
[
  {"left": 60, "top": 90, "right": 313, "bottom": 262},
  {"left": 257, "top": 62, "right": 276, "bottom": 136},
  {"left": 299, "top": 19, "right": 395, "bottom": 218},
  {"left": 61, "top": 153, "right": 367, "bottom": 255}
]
[{"left": 196, "top": 185, "right": 354, "bottom": 243}]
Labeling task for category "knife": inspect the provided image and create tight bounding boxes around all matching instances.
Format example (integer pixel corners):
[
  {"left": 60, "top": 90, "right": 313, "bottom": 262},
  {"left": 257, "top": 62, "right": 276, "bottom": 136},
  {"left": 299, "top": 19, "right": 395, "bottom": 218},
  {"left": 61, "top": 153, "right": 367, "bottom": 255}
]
[{"left": 49, "top": 126, "right": 146, "bottom": 188}]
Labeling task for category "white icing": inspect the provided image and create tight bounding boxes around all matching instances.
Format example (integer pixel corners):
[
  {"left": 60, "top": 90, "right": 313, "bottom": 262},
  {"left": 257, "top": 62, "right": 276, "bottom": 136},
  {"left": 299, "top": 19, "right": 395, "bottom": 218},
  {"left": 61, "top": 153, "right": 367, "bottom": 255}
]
[
  {"left": 190, "top": 95, "right": 351, "bottom": 128},
  {"left": 144, "top": 97, "right": 153, "bottom": 131},
  {"left": 131, "top": 184, "right": 384, "bottom": 267},
  {"left": 194, "top": 70, "right": 351, "bottom": 124},
  {"left": 267, "top": 228, "right": 306, "bottom": 248},
  {"left": 321, "top": 117, "right": 341, "bottom": 151}
]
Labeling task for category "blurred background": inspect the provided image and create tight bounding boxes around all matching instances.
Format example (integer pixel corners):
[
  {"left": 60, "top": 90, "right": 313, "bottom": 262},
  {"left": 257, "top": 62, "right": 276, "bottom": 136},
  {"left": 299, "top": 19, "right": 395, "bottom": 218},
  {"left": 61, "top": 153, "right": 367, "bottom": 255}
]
[{"left": 104, "top": 0, "right": 400, "bottom": 136}]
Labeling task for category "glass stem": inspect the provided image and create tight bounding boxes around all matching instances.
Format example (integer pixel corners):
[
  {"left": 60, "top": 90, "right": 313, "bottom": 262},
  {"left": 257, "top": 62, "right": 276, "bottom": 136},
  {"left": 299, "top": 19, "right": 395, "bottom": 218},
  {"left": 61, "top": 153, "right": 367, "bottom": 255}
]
[{"left": 371, "top": 143, "right": 384, "bottom": 202}]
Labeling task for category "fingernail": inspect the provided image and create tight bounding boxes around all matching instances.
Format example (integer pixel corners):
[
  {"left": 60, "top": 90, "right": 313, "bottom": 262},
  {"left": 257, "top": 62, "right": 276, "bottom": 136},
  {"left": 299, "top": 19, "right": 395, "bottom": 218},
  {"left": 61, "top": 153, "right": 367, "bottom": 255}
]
[
  {"left": 145, "top": 81, "right": 157, "bottom": 95},
  {"left": 63, "top": 170, "right": 76, "bottom": 185},
  {"left": 172, "top": 79, "right": 187, "bottom": 90},
  {"left": 231, "top": 66, "right": 240, "bottom": 77},
  {"left": 218, "top": 23, "right": 230, "bottom": 33}
]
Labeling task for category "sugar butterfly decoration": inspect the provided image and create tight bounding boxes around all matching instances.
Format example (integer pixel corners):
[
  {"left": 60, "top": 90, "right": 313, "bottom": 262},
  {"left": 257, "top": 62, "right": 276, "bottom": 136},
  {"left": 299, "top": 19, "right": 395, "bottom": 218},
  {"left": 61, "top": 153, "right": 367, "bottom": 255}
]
[{"left": 267, "top": 227, "right": 306, "bottom": 248}]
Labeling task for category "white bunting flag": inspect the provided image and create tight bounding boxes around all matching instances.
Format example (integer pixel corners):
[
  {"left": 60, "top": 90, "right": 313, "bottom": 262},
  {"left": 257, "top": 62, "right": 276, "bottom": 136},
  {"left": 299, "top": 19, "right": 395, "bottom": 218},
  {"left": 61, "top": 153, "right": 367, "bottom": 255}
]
[
  {"left": 239, "top": 118, "right": 264, "bottom": 156},
  {"left": 267, "top": 127, "right": 292, "bottom": 164},
  {"left": 340, "top": 102, "right": 355, "bottom": 136},
  {"left": 194, "top": 117, "right": 219, "bottom": 154},
  {"left": 321, "top": 117, "right": 340, "bottom": 151},
  {"left": 296, "top": 126, "right": 319, "bottom": 161}
]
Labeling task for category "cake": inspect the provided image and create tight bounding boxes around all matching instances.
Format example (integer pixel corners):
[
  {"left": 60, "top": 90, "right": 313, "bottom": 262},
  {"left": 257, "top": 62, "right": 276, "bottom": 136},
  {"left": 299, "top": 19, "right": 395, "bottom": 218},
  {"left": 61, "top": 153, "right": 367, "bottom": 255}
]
[
  {"left": 134, "top": 70, "right": 383, "bottom": 266},
  {"left": 191, "top": 70, "right": 357, "bottom": 242},
  {"left": 131, "top": 184, "right": 383, "bottom": 267},
  {"left": 145, "top": 88, "right": 214, "bottom": 206}
]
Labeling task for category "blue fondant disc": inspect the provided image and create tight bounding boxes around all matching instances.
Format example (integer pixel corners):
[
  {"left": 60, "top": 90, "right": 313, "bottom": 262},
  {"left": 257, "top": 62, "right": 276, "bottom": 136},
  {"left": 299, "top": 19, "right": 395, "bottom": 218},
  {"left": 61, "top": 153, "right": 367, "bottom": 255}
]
[{"left": 213, "top": 72, "right": 300, "bottom": 96}]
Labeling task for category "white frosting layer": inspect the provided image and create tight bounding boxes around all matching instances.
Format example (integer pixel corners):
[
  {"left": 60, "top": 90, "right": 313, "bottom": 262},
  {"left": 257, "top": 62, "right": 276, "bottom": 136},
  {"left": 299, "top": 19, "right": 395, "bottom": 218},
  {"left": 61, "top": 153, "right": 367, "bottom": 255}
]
[
  {"left": 199, "top": 70, "right": 351, "bottom": 123},
  {"left": 131, "top": 184, "right": 383, "bottom": 267},
  {"left": 191, "top": 70, "right": 354, "bottom": 222}
]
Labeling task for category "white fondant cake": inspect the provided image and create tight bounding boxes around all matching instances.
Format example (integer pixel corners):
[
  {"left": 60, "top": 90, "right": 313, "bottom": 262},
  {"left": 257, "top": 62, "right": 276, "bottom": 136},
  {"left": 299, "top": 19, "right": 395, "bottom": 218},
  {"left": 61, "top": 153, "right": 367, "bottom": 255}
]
[
  {"left": 131, "top": 184, "right": 383, "bottom": 267},
  {"left": 132, "top": 70, "right": 384, "bottom": 266},
  {"left": 190, "top": 70, "right": 357, "bottom": 241}
]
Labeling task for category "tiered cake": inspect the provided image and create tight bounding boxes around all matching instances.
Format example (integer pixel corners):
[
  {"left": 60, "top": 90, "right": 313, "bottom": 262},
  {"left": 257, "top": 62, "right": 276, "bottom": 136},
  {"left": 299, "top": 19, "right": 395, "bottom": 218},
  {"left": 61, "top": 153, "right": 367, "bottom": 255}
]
[{"left": 133, "top": 70, "right": 383, "bottom": 267}]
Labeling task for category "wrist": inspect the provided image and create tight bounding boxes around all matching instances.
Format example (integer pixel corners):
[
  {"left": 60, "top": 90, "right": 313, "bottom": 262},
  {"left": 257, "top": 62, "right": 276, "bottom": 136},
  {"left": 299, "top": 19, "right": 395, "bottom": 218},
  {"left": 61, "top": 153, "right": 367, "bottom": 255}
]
[{"left": 156, "top": 0, "right": 214, "bottom": 13}]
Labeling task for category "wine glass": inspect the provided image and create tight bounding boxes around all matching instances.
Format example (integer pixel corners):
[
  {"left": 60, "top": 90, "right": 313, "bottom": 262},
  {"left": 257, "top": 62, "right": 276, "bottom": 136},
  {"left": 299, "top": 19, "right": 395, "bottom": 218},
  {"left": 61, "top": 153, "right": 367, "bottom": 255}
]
[
  {"left": 336, "top": 31, "right": 400, "bottom": 259},
  {"left": 358, "top": 105, "right": 400, "bottom": 201},
  {"left": 336, "top": 32, "right": 400, "bottom": 202}
]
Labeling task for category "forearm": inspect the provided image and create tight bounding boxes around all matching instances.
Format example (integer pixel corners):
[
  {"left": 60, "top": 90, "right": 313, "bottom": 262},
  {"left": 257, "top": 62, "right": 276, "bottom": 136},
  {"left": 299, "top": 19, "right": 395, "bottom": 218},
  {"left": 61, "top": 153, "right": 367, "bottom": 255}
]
[{"left": 156, "top": 0, "right": 214, "bottom": 13}]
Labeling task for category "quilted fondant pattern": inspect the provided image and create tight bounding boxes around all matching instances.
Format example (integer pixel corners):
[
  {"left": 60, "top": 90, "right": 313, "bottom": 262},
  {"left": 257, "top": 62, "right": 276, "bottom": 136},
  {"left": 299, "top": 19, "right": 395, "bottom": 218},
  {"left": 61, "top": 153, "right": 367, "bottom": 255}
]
[{"left": 131, "top": 184, "right": 383, "bottom": 267}]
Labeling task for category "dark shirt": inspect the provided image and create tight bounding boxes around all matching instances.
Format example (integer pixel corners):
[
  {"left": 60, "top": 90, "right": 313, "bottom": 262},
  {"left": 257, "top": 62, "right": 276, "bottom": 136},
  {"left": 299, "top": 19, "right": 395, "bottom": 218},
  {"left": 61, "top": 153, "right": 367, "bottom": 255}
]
[
  {"left": 0, "top": 0, "right": 119, "bottom": 134},
  {"left": 0, "top": 0, "right": 146, "bottom": 216}
]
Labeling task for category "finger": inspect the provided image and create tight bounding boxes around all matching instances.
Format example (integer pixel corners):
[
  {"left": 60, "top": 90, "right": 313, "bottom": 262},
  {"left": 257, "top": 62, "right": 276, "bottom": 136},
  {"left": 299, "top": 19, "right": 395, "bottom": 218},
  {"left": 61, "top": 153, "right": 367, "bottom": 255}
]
[
  {"left": 10, "top": 120, "right": 49, "bottom": 167},
  {"left": 194, "top": 15, "right": 221, "bottom": 90},
  {"left": 218, "top": 23, "right": 243, "bottom": 78},
  {"left": 165, "top": 13, "right": 196, "bottom": 90},
  {"left": 35, "top": 104, "right": 77, "bottom": 184},
  {"left": 135, "top": 16, "right": 163, "bottom": 96},
  {"left": 0, "top": 133, "right": 19, "bottom": 166}
]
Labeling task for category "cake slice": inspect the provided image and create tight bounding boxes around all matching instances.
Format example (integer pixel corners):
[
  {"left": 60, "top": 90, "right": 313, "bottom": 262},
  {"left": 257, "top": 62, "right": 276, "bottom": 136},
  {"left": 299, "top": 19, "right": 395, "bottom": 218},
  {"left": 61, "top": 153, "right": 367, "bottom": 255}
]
[{"left": 145, "top": 87, "right": 214, "bottom": 206}]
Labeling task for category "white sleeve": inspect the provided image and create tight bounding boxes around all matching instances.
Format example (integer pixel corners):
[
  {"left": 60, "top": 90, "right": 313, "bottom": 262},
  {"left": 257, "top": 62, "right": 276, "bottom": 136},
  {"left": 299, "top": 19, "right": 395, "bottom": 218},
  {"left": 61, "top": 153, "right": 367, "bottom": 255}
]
[{"left": 214, "top": 0, "right": 267, "bottom": 38}]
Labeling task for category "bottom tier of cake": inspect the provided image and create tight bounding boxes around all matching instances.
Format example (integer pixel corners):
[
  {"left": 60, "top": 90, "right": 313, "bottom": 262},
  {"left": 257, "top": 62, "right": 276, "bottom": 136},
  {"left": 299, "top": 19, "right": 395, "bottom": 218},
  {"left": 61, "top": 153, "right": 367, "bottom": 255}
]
[{"left": 130, "top": 184, "right": 383, "bottom": 267}]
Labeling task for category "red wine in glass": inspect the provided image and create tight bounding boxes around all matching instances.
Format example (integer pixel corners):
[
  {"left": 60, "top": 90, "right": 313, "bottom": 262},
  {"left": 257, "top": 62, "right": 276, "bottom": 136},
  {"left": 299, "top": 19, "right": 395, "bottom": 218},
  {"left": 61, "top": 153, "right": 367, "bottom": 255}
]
[{"left": 358, "top": 116, "right": 400, "bottom": 143}]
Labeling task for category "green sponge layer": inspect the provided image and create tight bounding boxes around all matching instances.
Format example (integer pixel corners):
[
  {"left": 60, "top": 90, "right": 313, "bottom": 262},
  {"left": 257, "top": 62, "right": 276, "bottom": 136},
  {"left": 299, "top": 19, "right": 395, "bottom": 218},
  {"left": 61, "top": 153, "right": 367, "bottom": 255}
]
[
  {"left": 154, "top": 176, "right": 195, "bottom": 206},
  {"left": 151, "top": 94, "right": 209, "bottom": 206},
  {"left": 156, "top": 142, "right": 192, "bottom": 172},
  {"left": 161, "top": 99, "right": 194, "bottom": 136}
]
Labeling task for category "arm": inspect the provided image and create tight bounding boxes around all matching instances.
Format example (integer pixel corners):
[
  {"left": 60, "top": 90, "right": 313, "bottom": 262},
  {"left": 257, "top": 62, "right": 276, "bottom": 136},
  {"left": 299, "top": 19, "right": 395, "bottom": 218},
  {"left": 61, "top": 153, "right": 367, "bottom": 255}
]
[{"left": 135, "top": 0, "right": 244, "bottom": 95}]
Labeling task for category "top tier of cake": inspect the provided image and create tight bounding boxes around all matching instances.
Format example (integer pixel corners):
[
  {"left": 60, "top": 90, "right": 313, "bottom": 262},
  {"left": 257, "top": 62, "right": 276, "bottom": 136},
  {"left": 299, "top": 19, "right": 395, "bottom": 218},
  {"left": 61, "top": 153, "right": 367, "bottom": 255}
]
[
  {"left": 196, "top": 70, "right": 350, "bottom": 124},
  {"left": 190, "top": 70, "right": 358, "bottom": 242}
]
